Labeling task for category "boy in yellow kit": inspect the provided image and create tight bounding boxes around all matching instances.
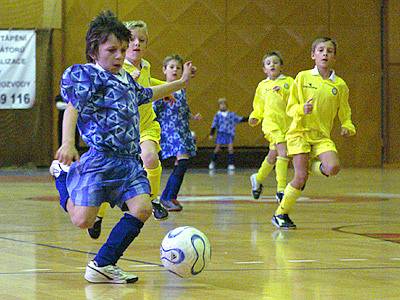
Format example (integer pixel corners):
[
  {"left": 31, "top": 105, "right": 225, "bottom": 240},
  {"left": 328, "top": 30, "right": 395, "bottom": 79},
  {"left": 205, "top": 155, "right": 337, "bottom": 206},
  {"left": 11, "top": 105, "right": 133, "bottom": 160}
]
[
  {"left": 272, "top": 37, "right": 356, "bottom": 229},
  {"left": 88, "top": 20, "right": 168, "bottom": 238},
  {"left": 249, "top": 51, "right": 293, "bottom": 202}
]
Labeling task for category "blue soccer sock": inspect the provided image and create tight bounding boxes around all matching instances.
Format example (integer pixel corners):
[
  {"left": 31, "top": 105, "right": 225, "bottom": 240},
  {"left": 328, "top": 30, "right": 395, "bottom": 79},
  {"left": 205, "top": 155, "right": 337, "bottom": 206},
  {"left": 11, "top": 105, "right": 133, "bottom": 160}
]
[
  {"left": 55, "top": 171, "right": 69, "bottom": 212},
  {"left": 228, "top": 153, "right": 235, "bottom": 165},
  {"left": 94, "top": 213, "right": 144, "bottom": 267},
  {"left": 161, "top": 159, "right": 188, "bottom": 201}
]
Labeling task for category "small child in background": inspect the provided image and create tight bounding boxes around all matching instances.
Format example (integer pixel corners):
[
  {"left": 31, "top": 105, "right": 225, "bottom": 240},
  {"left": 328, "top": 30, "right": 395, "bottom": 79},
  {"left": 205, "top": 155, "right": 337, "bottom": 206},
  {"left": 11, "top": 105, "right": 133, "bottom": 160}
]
[
  {"left": 249, "top": 51, "right": 294, "bottom": 202},
  {"left": 153, "top": 54, "right": 201, "bottom": 211},
  {"left": 208, "top": 98, "right": 248, "bottom": 171}
]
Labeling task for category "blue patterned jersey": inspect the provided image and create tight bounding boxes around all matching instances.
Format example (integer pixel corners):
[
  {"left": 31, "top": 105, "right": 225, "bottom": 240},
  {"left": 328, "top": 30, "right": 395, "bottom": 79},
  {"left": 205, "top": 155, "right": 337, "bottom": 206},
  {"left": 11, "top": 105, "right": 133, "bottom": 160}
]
[
  {"left": 61, "top": 64, "right": 153, "bottom": 156},
  {"left": 211, "top": 111, "right": 244, "bottom": 136},
  {"left": 153, "top": 89, "right": 196, "bottom": 159}
]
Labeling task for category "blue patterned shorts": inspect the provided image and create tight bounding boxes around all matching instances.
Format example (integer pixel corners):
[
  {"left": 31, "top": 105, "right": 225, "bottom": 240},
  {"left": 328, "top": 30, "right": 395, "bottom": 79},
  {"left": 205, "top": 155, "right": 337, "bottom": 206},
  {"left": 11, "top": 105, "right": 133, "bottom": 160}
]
[
  {"left": 215, "top": 132, "right": 234, "bottom": 145},
  {"left": 66, "top": 148, "right": 150, "bottom": 208}
]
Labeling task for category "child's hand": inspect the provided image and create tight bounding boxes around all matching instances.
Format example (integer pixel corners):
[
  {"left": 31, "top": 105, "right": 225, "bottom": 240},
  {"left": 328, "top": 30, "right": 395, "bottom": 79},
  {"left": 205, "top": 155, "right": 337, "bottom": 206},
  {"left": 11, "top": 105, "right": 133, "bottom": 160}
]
[
  {"left": 341, "top": 127, "right": 350, "bottom": 137},
  {"left": 55, "top": 143, "right": 80, "bottom": 165},
  {"left": 248, "top": 118, "right": 259, "bottom": 126},
  {"left": 273, "top": 86, "right": 281, "bottom": 92},
  {"left": 192, "top": 113, "right": 202, "bottom": 121},
  {"left": 181, "top": 61, "right": 196, "bottom": 83},
  {"left": 208, "top": 135, "right": 214, "bottom": 140},
  {"left": 304, "top": 98, "right": 313, "bottom": 114},
  {"left": 131, "top": 70, "right": 141, "bottom": 81}
]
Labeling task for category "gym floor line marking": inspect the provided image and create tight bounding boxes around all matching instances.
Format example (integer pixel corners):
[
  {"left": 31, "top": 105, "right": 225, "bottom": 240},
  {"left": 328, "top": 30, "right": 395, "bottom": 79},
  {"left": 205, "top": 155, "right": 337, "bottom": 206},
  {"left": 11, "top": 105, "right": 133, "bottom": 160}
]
[
  {"left": 234, "top": 261, "right": 264, "bottom": 264},
  {"left": 339, "top": 258, "right": 368, "bottom": 262},
  {"left": 0, "top": 235, "right": 162, "bottom": 267},
  {"left": 288, "top": 260, "right": 318, "bottom": 263},
  {"left": 177, "top": 195, "right": 332, "bottom": 203},
  {"left": 129, "top": 264, "right": 160, "bottom": 268},
  {"left": 21, "top": 268, "right": 52, "bottom": 272}
]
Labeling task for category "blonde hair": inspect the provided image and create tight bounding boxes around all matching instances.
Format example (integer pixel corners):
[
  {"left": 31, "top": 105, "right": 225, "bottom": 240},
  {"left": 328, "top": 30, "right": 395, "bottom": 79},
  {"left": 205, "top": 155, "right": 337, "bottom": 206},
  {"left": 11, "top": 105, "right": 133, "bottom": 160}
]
[
  {"left": 124, "top": 20, "right": 148, "bottom": 39},
  {"left": 163, "top": 54, "right": 184, "bottom": 68},
  {"left": 218, "top": 98, "right": 227, "bottom": 104},
  {"left": 262, "top": 51, "right": 283, "bottom": 66},
  {"left": 311, "top": 37, "right": 337, "bottom": 54}
]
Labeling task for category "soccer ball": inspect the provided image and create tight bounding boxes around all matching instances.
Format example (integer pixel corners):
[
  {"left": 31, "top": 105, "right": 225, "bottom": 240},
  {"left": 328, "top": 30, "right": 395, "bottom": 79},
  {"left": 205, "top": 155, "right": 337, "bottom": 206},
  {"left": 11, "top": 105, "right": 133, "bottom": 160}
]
[{"left": 160, "top": 226, "right": 211, "bottom": 278}]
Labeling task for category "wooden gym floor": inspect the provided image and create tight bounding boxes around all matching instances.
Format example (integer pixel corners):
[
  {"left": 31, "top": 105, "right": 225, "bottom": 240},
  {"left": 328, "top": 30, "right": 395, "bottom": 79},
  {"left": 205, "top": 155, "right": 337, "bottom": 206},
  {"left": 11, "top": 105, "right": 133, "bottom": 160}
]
[{"left": 1, "top": 167, "right": 400, "bottom": 299}]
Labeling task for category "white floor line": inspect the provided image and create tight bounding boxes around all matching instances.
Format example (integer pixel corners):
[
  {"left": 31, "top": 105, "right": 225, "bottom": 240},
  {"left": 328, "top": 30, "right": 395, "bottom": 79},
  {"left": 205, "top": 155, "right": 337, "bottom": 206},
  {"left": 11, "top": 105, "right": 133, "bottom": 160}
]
[
  {"left": 339, "top": 258, "right": 368, "bottom": 262},
  {"left": 234, "top": 261, "right": 264, "bottom": 264},
  {"left": 21, "top": 268, "right": 52, "bottom": 272},
  {"left": 129, "top": 264, "right": 160, "bottom": 268}
]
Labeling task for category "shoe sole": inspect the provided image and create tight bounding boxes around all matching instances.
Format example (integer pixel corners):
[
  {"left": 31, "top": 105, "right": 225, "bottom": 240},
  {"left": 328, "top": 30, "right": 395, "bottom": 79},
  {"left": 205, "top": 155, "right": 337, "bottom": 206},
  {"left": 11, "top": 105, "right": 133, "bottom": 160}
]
[
  {"left": 85, "top": 266, "right": 138, "bottom": 284},
  {"left": 84, "top": 274, "right": 138, "bottom": 284},
  {"left": 153, "top": 214, "right": 169, "bottom": 221},
  {"left": 271, "top": 217, "right": 296, "bottom": 230}
]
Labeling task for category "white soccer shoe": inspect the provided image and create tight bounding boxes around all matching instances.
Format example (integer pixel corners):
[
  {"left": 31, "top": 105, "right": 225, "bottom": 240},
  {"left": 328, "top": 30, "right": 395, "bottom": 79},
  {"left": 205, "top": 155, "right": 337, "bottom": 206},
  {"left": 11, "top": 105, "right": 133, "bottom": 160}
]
[
  {"left": 84, "top": 260, "right": 138, "bottom": 284},
  {"left": 49, "top": 160, "right": 70, "bottom": 178},
  {"left": 208, "top": 161, "right": 216, "bottom": 170},
  {"left": 227, "top": 164, "right": 235, "bottom": 171}
]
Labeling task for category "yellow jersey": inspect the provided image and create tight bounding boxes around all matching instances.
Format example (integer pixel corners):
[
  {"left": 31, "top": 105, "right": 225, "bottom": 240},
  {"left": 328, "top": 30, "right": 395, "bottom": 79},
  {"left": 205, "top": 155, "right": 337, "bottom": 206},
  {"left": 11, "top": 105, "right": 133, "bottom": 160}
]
[
  {"left": 287, "top": 67, "right": 356, "bottom": 139},
  {"left": 123, "top": 58, "right": 157, "bottom": 132},
  {"left": 250, "top": 74, "right": 294, "bottom": 135}
]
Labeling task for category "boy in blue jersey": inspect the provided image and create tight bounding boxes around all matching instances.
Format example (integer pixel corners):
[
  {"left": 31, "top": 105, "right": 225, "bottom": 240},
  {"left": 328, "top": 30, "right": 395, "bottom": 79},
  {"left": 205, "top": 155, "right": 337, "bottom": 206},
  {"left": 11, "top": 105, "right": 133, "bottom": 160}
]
[
  {"left": 55, "top": 11, "right": 196, "bottom": 283},
  {"left": 208, "top": 98, "right": 248, "bottom": 171},
  {"left": 153, "top": 54, "right": 202, "bottom": 211}
]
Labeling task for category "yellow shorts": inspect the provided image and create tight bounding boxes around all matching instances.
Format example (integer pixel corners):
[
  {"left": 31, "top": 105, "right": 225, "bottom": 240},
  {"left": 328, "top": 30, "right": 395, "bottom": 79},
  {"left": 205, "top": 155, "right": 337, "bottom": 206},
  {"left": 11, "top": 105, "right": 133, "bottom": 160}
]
[
  {"left": 265, "top": 130, "right": 286, "bottom": 151},
  {"left": 140, "top": 119, "right": 161, "bottom": 152},
  {"left": 287, "top": 133, "right": 337, "bottom": 158}
]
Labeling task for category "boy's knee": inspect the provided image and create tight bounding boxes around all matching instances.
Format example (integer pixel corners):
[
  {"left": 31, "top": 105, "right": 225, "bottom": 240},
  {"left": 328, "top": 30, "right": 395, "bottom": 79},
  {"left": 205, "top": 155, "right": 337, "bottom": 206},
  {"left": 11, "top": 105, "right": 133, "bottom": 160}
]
[
  {"left": 323, "top": 164, "right": 340, "bottom": 176},
  {"left": 71, "top": 216, "right": 94, "bottom": 229},
  {"left": 142, "top": 152, "right": 158, "bottom": 169}
]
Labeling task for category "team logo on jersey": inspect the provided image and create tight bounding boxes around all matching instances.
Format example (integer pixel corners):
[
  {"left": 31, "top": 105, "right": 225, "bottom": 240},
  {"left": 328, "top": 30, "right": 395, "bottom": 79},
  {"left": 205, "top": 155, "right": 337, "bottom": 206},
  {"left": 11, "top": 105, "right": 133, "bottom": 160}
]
[
  {"left": 284, "top": 83, "right": 289, "bottom": 89},
  {"left": 303, "top": 83, "right": 317, "bottom": 89},
  {"left": 332, "top": 87, "right": 338, "bottom": 95}
]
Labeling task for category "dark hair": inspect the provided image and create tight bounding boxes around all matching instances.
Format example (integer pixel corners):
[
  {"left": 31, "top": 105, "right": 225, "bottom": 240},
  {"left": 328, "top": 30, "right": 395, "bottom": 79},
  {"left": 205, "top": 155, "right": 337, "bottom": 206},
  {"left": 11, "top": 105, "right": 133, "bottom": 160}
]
[
  {"left": 85, "top": 10, "right": 131, "bottom": 63},
  {"left": 262, "top": 51, "right": 283, "bottom": 65},
  {"left": 311, "top": 37, "right": 337, "bottom": 54},
  {"left": 163, "top": 54, "right": 184, "bottom": 68}
]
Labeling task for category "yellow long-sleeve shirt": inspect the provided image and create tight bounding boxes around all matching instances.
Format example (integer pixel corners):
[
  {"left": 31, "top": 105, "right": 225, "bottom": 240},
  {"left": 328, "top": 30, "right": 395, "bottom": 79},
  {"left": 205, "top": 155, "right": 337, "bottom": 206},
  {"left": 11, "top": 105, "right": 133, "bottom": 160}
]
[
  {"left": 249, "top": 74, "right": 294, "bottom": 135},
  {"left": 286, "top": 67, "right": 356, "bottom": 139},
  {"left": 123, "top": 58, "right": 159, "bottom": 132}
]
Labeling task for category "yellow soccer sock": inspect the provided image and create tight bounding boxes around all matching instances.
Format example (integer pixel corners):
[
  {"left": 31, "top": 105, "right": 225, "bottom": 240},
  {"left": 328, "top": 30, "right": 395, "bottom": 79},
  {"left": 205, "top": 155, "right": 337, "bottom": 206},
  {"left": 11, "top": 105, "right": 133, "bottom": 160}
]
[
  {"left": 275, "top": 156, "right": 289, "bottom": 192},
  {"left": 256, "top": 157, "right": 275, "bottom": 183},
  {"left": 311, "top": 160, "right": 328, "bottom": 177},
  {"left": 97, "top": 202, "right": 108, "bottom": 218},
  {"left": 145, "top": 161, "right": 162, "bottom": 200},
  {"left": 275, "top": 184, "right": 302, "bottom": 215}
]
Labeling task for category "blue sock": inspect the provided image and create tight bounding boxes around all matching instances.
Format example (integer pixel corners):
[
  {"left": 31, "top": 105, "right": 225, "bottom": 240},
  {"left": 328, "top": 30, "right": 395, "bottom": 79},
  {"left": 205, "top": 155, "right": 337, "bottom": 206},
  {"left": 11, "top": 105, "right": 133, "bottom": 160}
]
[
  {"left": 162, "top": 159, "right": 188, "bottom": 201},
  {"left": 55, "top": 171, "right": 69, "bottom": 212},
  {"left": 94, "top": 213, "right": 144, "bottom": 267},
  {"left": 228, "top": 153, "right": 235, "bottom": 165}
]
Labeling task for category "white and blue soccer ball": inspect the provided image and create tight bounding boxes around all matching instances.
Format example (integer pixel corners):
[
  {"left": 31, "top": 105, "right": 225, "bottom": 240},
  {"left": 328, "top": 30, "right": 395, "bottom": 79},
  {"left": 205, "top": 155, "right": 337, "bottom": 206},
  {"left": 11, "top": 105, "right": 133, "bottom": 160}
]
[{"left": 160, "top": 226, "right": 211, "bottom": 278}]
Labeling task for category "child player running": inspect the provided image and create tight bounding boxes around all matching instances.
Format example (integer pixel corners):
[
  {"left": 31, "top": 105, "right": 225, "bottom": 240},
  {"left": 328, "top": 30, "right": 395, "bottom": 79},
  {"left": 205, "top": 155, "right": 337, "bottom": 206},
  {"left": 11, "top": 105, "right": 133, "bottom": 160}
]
[
  {"left": 272, "top": 37, "right": 356, "bottom": 229},
  {"left": 153, "top": 54, "right": 202, "bottom": 211},
  {"left": 55, "top": 11, "right": 196, "bottom": 283},
  {"left": 249, "top": 51, "right": 294, "bottom": 202},
  {"left": 86, "top": 20, "right": 169, "bottom": 239}
]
